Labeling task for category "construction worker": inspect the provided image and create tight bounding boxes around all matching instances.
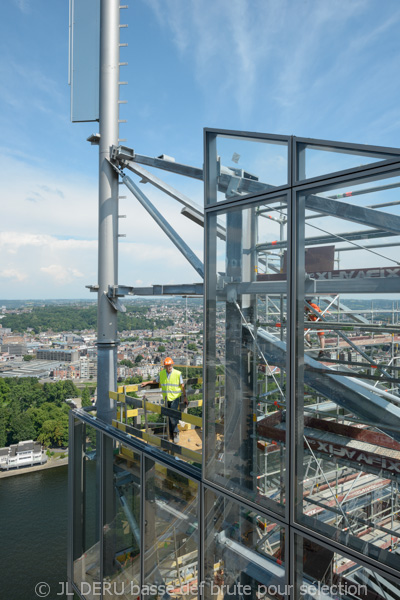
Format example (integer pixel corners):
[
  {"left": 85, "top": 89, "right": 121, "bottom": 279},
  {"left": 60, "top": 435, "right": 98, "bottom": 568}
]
[
  {"left": 141, "top": 357, "right": 188, "bottom": 443},
  {"left": 305, "top": 299, "right": 326, "bottom": 358}
]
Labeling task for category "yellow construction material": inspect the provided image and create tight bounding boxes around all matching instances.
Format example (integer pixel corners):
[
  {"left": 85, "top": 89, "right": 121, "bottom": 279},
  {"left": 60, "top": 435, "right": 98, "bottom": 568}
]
[{"left": 110, "top": 391, "right": 202, "bottom": 428}]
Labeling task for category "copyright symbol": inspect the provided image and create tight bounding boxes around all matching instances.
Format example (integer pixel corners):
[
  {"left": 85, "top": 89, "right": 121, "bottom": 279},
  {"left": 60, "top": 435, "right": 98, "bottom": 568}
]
[{"left": 35, "top": 582, "right": 50, "bottom": 597}]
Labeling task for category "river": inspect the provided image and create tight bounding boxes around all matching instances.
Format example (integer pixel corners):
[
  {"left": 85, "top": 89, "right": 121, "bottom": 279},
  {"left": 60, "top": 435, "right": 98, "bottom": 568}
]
[{"left": 0, "top": 465, "right": 70, "bottom": 600}]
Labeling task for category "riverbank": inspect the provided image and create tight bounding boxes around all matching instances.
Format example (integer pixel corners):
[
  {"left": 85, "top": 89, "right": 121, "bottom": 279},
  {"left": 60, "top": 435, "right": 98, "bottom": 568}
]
[{"left": 0, "top": 456, "right": 68, "bottom": 478}]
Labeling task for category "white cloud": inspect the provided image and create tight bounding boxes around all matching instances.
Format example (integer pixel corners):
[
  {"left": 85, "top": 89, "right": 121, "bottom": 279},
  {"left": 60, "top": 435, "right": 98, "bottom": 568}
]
[
  {"left": 0, "top": 232, "right": 97, "bottom": 253},
  {"left": 0, "top": 153, "right": 97, "bottom": 239},
  {"left": 0, "top": 268, "right": 27, "bottom": 282},
  {"left": 41, "top": 264, "right": 84, "bottom": 285}
]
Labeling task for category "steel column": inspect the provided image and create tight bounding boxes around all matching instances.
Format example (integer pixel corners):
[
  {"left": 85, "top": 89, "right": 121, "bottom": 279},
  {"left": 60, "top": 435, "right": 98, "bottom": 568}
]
[{"left": 97, "top": 0, "right": 120, "bottom": 423}]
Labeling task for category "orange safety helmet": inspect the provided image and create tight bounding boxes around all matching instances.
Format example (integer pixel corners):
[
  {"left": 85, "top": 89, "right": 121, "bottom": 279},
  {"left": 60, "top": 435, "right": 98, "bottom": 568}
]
[{"left": 164, "top": 357, "right": 174, "bottom": 366}]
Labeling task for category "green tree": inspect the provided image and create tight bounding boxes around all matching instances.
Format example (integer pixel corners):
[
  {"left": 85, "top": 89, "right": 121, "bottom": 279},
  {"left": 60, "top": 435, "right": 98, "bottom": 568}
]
[
  {"left": 0, "top": 407, "right": 9, "bottom": 447},
  {"left": 120, "top": 359, "right": 134, "bottom": 368},
  {"left": 9, "top": 412, "right": 36, "bottom": 444},
  {"left": 81, "top": 387, "right": 92, "bottom": 408},
  {"left": 0, "top": 378, "right": 10, "bottom": 406},
  {"left": 187, "top": 343, "right": 197, "bottom": 351},
  {"left": 63, "top": 379, "right": 80, "bottom": 398},
  {"left": 23, "top": 354, "right": 35, "bottom": 361},
  {"left": 122, "top": 376, "right": 143, "bottom": 385},
  {"left": 157, "top": 345, "right": 166, "bottom": 353},
  {"left": 135, "top": 354, "right": 144, "bottom": 364},
  {"left": 38, "top": 417, "right": 68, "bottom": 448}
]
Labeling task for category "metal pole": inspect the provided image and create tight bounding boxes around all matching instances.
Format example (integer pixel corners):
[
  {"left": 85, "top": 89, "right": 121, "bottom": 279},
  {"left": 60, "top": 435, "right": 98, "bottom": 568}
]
[{"left": 97, "top": 0, "right": 120, "bottom": 423}]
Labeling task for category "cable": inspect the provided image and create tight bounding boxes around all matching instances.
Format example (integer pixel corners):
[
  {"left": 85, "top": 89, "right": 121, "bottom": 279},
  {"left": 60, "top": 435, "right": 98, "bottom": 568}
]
[{"left": 305, "top": 222, "right": 400, "bottom": 266}]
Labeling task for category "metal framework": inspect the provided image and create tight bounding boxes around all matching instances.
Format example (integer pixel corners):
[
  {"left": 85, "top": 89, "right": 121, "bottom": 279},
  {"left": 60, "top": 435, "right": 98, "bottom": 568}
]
[{"left": 68, "top": 3, "right": 400, "bottom": 599}]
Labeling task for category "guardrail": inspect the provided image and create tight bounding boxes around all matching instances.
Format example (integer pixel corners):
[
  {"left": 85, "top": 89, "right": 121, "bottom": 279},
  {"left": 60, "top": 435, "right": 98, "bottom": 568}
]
[{"left": 109, "top": 378, "right": 203, "bottom": 463}]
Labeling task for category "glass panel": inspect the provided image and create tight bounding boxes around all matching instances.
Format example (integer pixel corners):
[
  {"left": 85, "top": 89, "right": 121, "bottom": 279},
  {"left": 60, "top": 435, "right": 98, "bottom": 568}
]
[
  {"left": 207, "top": 133, "right": 289, "bottom": 204},
  {"left": 204, "top": 488, "right": 286, "bottom": 599},
  {"left": 295, "top": 534, "right": 399, "bottom": 599},
  {"left": 205, "top": 195, "right": 288, "bottom": 513},
  {"left": 72, "top": 421, "right": 100, "bottom": 596},
  {"left": 296, "top": 140, "right": 400, "bottom": 182},
  {"left": 103, "top": 444, "right": 141, "bottom": 599},
  {"left": 295, "top": 169, "right": 400, "bottom": 572},
  {"left": 144, "top": 458, "right": 199, "bottom": 599}
]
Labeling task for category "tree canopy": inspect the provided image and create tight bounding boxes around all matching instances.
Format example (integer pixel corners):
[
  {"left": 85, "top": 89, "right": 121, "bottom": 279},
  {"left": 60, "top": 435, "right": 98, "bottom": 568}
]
[
  {"left": 0, "top": 377, "right": 81, "bottom": 448},
  {"left": 1, "top": 305, "right": 174, "bottom": 334},
  {"left": 120, "top": 359, "right": 134, "bottom": 368}
]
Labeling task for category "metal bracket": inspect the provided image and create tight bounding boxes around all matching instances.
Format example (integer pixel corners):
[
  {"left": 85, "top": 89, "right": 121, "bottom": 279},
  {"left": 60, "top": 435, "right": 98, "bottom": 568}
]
[
  {"left": 86, "top": 284, "right": 99, "bottom": 292},
  {"left": 305, "top": 274, "right": 317, "bottom": 294},
  {"left": 106, "top": 295, "right": 126, "bottom": 313},
  {"left": 111, "top": 144, "right": 134, "bottom": 162},
  {"left": 217, "top": 274, "right": 232, "bottom": 291},
  {"left": 107, "top": 286, "right": 127, "bottom": 312},
  {"left": 87, "top": 133, "right": 100, "bottom": 145}
]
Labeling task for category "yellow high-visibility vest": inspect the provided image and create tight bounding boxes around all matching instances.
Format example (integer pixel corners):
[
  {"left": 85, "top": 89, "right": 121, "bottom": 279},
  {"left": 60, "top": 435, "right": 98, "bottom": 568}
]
[{"left": 159, "top": 368, "right": 182, "bottom": 403}]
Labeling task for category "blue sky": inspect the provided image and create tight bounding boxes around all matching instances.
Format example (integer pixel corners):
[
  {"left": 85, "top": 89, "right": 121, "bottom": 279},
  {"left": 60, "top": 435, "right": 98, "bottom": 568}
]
[{"left": 1, "top": 0, "right": 400, "bottom": 298}]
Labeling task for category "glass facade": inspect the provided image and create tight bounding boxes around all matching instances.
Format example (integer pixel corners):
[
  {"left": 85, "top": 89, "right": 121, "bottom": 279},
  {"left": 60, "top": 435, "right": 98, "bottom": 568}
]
[
  {"left": 204, "top": 195, "right": 288, "bottom": 514},
  {"left": 294, "top": 534, "right": 399, "bottom": 599},
  {"left": 144, "top": 458, "right": 199, "bottom": 599},
  {"left": 69, "top": 130, "right": 400, "bottom": 599},
  {"left": 204, "top": 488, "right": 286, "bottom": 598},
  {"left": 293, "top": 168, "right": 400, "bottom": 573}
]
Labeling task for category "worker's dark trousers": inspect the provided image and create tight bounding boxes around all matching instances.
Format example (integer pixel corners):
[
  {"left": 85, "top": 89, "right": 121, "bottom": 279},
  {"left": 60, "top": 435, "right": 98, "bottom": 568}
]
[{"left": 167, "top": 397, "right": 180, "bottom": 439}]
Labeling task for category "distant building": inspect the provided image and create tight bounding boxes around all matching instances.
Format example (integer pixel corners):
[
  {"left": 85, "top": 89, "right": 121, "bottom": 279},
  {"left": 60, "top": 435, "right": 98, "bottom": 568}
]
[
  {"left": 80, "top": 357, "right": 97, "bottom": 379},
  {"left": 191, "top": 355, "right": 203, "bottom": 366},
  {"left": 0, "top": 440, "right": 47, "bottom": 471},
  {"left": 0, "top": 343, "right": 27, "bottom": 356},
  {"left": 51, "top": 364, "right": 79, "bottom": 380},
  {"left": 36, "top": 349, "right": 79, "bottom": 362}
]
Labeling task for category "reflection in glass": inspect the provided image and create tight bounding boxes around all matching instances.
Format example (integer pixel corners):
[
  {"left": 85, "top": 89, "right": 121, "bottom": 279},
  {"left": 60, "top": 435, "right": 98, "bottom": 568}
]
[
  {"left": 103, "top": 445, "right": 141, "bottom": 599},
  {"left": 144, "top": 458, "right": 199, "bottom": 599},
  {"left": 205, "top": 197, "right": 288, "bottom": 512},
  {"left": 296, "top": 140, "right": 400, "bottom": 181},
  {"left": 296, "top": 535, "right": 399, "bottom": 600},
  {"left": 73, "top": 422, "right": 100, "bottom": 597},
  {"left": 211, "top": 133, "right": 289, "bottom": 203},
  {"left": 296, "top": 171, "right": 400, "bottom": 571},
  {"left": 204, "top": 489, "right": 286, "bottom": 599}
]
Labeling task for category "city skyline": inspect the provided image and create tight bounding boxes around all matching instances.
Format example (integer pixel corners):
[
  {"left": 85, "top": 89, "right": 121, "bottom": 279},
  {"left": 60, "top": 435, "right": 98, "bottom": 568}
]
[{"left": 1, "top": 0, "right": 400, "bottom": 298}]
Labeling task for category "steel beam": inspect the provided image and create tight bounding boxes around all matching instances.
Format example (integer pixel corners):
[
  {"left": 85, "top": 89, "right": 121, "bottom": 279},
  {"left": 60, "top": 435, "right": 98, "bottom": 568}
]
[
  {"left": 113, "top": 145, "right": 204, "bottom": 180},
  {"left": 305, "top": 300, "right": 393, "bottom": 380},
  {"left": 338, "top": 241, "right": 400, "bottom": 252},
  {"left": 329, "top": 181, "right": 400, "bottom": 200},
  {"left": 119, "top": 159, "right": 203, "bottom": 213},
  {"left": 305, "top": 194, "right": 400, "bottom": 235},
  {"left": 113, "top": 144, "right": 274, "bottom": 196},
  {"left": 254, "top": 326, "right": 400, "bottom": 443},
  {"left": 119, "top": 170, "right": 204, "bottom": 279},
  {"left": 181, "top": 206, "right": 227, "bottom": 241},
  {"left": 257, "top": 228, "right": 397, "bottom": 251},
  {"left": 111, "top": 283, "right": 204, "bottom": 296},
  {"left": 216, "top": 277, "right": 400, "bottom": 298},
  {"left": 321, "top": 296, "right": 369, "bottom": 325}
]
